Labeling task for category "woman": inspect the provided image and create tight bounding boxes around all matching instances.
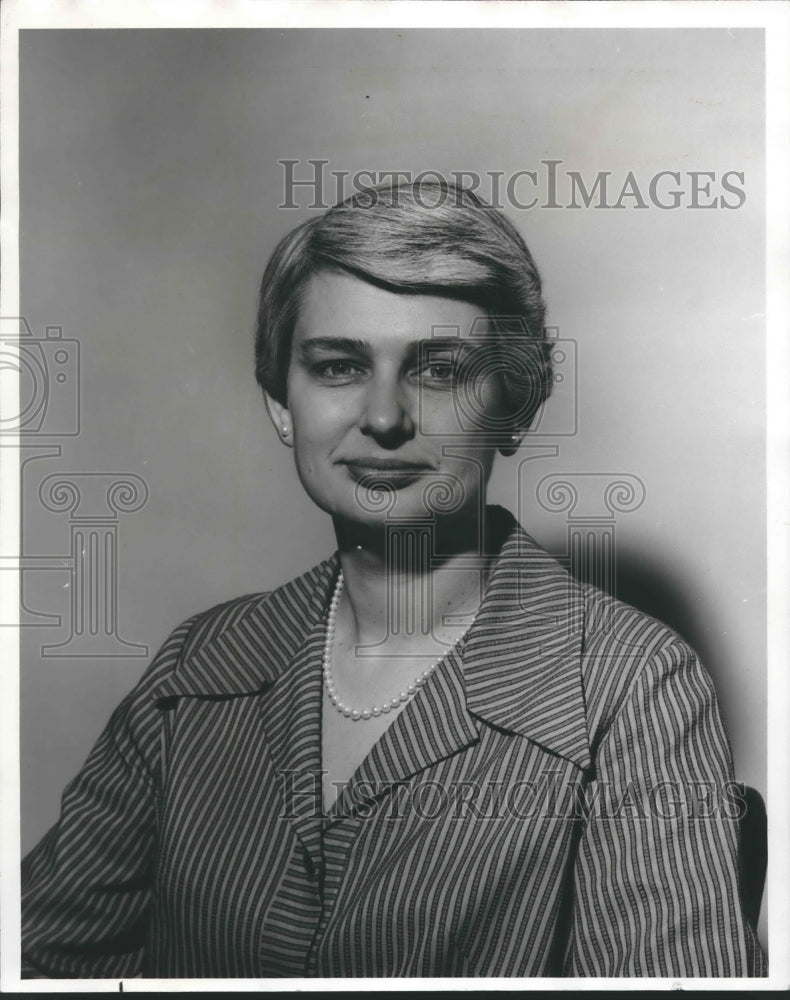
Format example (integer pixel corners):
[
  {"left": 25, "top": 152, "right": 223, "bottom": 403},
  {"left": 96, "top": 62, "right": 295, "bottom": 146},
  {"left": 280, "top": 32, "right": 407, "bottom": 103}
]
[{"left": 22, "top": 181, "right": 766, "bottom": 978}]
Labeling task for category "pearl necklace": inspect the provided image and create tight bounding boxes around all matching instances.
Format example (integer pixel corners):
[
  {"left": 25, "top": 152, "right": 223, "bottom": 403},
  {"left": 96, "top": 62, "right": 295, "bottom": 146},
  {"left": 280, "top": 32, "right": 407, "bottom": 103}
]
[{"left": 322, "top": 570, "right": 473, "bottom": 721}]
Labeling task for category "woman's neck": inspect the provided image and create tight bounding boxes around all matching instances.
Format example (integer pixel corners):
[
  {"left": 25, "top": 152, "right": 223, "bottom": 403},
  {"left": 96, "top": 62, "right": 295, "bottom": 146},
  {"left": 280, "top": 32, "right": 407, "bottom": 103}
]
[{"left": 332, "top": 511, "right": 495, "bottom": 650}]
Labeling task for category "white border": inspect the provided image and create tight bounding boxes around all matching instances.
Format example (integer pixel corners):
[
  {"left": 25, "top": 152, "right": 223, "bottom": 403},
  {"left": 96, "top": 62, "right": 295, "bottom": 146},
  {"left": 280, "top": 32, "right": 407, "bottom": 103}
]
[
  {"left": 1, "top": 0, "right": 788, "bottom": 992},
  {"left": 0, "top": 0, "right": 22, "bottom": 992},
  {"left": 764, "top": 3, "right": 790, "bottom": 991},
  {"left": 1, "top": 0, "right": 790, "bottom": 30}
]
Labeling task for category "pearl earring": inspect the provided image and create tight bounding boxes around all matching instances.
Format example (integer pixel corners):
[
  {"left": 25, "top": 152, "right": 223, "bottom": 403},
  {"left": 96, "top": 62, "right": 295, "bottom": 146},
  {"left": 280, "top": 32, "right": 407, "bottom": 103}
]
[{"left": 281, "top": 426, "right": 290, "bottom": 437}]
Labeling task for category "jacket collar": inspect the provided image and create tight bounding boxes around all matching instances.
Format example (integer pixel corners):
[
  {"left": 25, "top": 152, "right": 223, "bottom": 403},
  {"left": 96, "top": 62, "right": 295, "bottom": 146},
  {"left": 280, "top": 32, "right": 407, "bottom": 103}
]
[
  {"left": 151, "top": 506, "right": 590, "bottom": 771},
  {"left": 461, "top": 507, "right": 590, "bottom": 770}
]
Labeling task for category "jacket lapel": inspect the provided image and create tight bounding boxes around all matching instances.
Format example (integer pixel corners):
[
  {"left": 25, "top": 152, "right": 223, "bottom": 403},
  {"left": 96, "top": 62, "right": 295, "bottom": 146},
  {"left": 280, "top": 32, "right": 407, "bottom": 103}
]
[
  {"left": 462, "top": 512, "right": 591, "bottom": 771},
  {"left": 150, "top": 556, "right": 339, "bottom": 870},
  {"left": 151, "top": 557, "right": 339, "bottom": 699},
  {"left": 329, "top": 645, "right": 481, "bottom": 820}
]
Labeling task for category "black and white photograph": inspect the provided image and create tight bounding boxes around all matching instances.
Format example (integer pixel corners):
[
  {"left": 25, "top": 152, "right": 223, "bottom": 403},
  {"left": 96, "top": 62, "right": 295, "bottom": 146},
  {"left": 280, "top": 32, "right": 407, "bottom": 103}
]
[{"left": 1, "top": 0, "right": 787, "bottom": 989}]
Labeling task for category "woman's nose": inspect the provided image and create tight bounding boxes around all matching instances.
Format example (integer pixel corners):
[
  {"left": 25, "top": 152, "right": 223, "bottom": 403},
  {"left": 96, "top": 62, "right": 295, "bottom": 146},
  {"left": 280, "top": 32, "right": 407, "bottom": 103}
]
[{"left": 359, "top": 374, "right": 415, "bottom": 442}]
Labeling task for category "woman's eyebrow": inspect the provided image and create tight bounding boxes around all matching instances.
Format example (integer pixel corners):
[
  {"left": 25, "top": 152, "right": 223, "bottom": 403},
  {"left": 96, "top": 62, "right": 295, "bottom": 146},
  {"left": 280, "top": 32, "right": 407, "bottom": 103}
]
[
  {"left": 418, "top": 338, "right": 476, "bottom": 351},
  {"left": 414, "top": 339, "right": 478, "bottom": 360},
  {"left": 297, "top": 337, "right": 370, "bottom": 358}
]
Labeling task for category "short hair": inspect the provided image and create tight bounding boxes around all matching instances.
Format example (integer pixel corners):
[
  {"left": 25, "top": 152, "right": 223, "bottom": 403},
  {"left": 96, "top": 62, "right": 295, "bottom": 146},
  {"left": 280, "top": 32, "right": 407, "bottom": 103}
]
[{"left": 255, "top": 179, "right": 551, "bottom": 428}]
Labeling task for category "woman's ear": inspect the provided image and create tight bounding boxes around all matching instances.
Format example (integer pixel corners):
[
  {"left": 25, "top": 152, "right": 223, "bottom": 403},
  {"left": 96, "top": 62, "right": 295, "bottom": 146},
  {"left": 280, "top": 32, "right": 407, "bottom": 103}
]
[
  {"left": 264, "top": 393, "right": 294, "bottom": 448},
  {"left": 497, "top": 429, "right": 526, "bottom": 458}
]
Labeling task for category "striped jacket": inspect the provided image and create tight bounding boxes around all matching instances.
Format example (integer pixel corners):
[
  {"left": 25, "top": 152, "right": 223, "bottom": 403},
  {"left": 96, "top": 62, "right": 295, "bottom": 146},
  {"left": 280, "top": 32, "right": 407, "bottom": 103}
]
[{"left": 22, "top": 507, "right": 766, "bottom": 978}]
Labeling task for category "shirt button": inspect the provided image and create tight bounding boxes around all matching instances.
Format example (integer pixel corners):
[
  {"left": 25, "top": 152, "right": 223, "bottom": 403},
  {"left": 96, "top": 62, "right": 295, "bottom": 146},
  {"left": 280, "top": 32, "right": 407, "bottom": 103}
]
[{"left": 304, "top": 851, "right": 324, "bottom": 882}]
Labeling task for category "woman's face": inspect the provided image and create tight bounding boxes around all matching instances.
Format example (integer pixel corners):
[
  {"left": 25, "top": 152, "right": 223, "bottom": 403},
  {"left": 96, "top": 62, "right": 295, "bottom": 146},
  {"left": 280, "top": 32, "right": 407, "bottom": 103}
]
[{"left": 267, "top": 269, "right": 515, "bottom": 529}]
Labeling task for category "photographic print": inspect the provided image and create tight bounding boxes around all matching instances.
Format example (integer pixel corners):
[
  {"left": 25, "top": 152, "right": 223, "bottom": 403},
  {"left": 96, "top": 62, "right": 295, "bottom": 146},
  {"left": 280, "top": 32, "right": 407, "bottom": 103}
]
[{"left": 1, "top": 0, "right": 787, "bottom": 989}]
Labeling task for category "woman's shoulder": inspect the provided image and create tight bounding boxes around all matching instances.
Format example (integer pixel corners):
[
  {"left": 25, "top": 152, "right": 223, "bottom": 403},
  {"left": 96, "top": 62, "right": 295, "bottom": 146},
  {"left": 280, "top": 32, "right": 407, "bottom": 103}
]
[
  {"left": 488, "top": 512, "right": 710, "bottom": 740},
  {"left": 507, "top": 515, "right": 702, "bottom": 685},
  {"left": 135, "top": 554, "right": 339, "bottom": 699},
  {"left": 575, "top": 581, "right": 715, "bottom": 746},
  {"left": 184, "top": 554, "right": 338, "bottom": 647},
  {"left": 579, "top": 581, "right": 695, "bottom": 662}
]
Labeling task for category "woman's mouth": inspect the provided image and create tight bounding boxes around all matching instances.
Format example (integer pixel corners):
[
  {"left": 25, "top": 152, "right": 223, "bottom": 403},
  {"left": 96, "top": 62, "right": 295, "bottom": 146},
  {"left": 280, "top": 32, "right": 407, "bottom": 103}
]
[{"left": 342, "top": 459, "right": 433, "bottom": 488}]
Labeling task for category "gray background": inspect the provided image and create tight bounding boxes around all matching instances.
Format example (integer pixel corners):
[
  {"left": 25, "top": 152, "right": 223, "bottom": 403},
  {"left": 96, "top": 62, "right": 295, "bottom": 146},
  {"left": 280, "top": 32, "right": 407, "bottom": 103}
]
[{"left": 18, "top": 28, "right": 765, "bottom": 932}]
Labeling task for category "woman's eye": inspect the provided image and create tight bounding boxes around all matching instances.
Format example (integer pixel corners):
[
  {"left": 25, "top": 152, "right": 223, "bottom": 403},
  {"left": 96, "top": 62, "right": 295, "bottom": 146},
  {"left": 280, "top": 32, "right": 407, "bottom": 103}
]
[
  {"left": 313, "top": 360, "right": 364, "bottom": 382},
  {"left": 415, "top": 361, "right": 459, "bottom": 387}
]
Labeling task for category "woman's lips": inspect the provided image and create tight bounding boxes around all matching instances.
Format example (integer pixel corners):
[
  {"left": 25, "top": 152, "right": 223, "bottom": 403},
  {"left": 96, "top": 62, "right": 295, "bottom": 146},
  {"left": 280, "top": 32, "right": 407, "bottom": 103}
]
[{"left": 342, "top": 460, "right": 433, "bottom": 487}]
